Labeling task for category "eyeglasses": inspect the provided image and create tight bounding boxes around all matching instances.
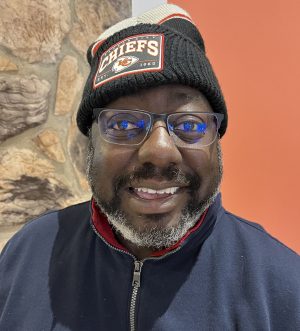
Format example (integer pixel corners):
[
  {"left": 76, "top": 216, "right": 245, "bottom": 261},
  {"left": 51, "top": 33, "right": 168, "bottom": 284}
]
[{"left": 92, "top": 108, "right": 224, "bottom": 149}]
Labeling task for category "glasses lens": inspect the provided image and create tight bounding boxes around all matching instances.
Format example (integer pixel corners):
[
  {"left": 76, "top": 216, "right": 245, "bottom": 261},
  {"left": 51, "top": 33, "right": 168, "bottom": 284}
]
[
  {"left": 168, "top": 113, "right": 218, "bottom": 148},
  {"left": 98, "top": 109, "right": 151, "bottom": 145}
]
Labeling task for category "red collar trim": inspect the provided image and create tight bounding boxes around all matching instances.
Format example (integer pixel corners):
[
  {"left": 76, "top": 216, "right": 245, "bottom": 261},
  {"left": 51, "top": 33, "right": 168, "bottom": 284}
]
[{"left": 91, "top": 199, "right": 208, "bottom": 257}]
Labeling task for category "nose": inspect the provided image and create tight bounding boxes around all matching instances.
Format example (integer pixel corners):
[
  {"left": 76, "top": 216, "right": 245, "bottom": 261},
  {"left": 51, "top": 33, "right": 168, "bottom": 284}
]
[{"left": 138, "top": 122, "right": 183, "bottom": 168}]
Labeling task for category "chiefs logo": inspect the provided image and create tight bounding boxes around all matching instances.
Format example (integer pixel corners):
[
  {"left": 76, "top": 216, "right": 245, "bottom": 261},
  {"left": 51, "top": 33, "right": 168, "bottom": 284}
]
[
  {"left": 118, "top": 58, "right": 132, "bottom": 66},
  {"left": 112, "top": 56, "right": 139, "bottom": 73}
]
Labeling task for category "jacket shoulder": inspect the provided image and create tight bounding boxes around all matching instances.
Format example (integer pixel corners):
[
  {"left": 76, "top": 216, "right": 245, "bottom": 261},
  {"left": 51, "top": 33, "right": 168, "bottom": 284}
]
[
  {"left": 0, "top": 201, "right": 91, "bottom": 256},
  {"left": 214, "top": 209, "right": 300, "bottom": 281},
  {"left": 223, "top": 210, "right": 299, "bottom": 256}
]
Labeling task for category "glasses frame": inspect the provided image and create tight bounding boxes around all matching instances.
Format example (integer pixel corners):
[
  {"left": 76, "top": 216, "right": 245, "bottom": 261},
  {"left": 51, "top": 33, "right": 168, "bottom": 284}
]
[{"left": 92, "top": 108, "right": 224, "bottom": 148}]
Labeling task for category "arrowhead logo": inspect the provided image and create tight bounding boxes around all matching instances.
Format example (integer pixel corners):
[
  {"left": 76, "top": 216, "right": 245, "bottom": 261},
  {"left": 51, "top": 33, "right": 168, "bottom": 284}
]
[{"left": 112, "top": 56, "right": 139, "bottom": 73}]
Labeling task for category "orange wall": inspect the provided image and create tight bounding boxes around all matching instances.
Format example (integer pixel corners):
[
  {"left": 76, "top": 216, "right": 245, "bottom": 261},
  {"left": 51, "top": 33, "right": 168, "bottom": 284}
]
[{"left": 169, "top": 0, "right": 300, "bottom": 253}]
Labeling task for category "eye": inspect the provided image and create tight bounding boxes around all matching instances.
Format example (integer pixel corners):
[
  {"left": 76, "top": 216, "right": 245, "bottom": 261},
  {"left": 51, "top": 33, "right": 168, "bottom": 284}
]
[
  {"left": 109, "top": 118, "right": 145, "bottom": 131},
  {"left": 168, "top": 114, "right": 209, "bottom": 144},
  {"left": 173, "top": 120, "right": 207, "bottom": 133}
]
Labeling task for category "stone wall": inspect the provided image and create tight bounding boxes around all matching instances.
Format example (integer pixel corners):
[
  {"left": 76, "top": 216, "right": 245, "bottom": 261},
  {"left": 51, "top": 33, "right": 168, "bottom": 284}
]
[{"left": 0, "top": 0, "right": 131, "bottom": 251}]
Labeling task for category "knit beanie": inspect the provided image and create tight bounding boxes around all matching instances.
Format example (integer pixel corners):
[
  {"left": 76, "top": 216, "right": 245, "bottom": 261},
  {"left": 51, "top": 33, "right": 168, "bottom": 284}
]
[{"left": 77, "top": 4, "right": 228, "bottom": 137}]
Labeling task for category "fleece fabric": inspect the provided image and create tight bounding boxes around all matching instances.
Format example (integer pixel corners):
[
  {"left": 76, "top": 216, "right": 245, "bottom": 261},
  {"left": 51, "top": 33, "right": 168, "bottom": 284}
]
[{"left": 0, "top": 194, "right": 299, "bottom": 331}]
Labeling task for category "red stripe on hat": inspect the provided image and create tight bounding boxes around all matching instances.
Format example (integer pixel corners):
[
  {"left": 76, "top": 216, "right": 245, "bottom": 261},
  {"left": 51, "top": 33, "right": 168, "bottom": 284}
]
[
  {"left": 158, "top": 13, "right": 193, "bottom": 25},
  {"left": 91, "top": 39, "right": 106, "bottom": 57}
]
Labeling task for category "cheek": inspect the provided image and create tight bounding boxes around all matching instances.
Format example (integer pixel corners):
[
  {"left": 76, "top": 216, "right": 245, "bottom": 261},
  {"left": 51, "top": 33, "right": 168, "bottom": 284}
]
[
  {"left": 181, "top": 146, "right": 219, "bottom": 200},
  {"left": 92, "top": 140, "right": 136, "bottom": 187},
  {"left": 181, "top": 145, "right": 218, "bottom": 175}
]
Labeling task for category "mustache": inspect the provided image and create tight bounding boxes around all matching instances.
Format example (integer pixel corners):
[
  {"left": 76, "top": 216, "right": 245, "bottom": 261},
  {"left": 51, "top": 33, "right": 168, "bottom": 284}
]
[{"left": 113, "top": 163, "right": 201, "bottom": 193}]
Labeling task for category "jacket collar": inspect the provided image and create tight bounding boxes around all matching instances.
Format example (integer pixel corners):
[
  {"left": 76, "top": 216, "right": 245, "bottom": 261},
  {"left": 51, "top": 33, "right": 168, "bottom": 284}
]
[{"left": 90, "top": 193, "right": 222, "bottom": 257}]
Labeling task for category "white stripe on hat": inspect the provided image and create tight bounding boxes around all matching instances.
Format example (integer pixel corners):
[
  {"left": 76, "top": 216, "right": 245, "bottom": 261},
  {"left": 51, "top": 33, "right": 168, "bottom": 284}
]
[
  {"left": 132, "top": 0, "right": 167, "bottom": 17},
  {"left": 91, "top": 4, "right": 193, "bottom": 58}
]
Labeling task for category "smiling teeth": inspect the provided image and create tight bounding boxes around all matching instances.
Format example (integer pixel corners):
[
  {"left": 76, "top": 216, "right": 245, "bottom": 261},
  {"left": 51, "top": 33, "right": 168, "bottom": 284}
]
[{"left": 135, "top": 187, "right": 179, "bottom": 194}]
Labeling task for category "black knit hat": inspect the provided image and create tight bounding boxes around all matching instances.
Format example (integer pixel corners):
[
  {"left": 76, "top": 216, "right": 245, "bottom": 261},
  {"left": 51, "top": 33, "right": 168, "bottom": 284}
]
[{"left": 77, "top": 4, "right": 228, "bottom": 137}]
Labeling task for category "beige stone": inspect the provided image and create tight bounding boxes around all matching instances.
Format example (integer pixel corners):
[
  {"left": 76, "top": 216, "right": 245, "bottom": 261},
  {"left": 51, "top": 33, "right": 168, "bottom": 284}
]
[
  {"left": 54, "top": 55, "right": 84, "bottom": 115},
  {"left": 0, "top": 0, "right": 71, "bottom": 63},
  {"left": 0, "top": 56, "right": 18, "bottom": 71},
  {"left": 33, "top": 129, "right": 66, "bottom": 163},
  {"left": 0, "top": 225, "right": 22, "bottom": 252},
  {"left": 69, "top": 0, "right": 131, "bottom": 55},
  {"left": 0, "top": 75, "right": 51, "bottom": 143},
  {"left": 0, "top": 149, "right": 78, "bottom": 225}
]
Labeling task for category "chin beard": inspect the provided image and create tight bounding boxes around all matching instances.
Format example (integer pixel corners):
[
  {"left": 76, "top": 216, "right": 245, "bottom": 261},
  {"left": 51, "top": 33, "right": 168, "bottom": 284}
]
[
  {"left": 86, "top": 137, "right": 223, "bottom": 250},
  {"left": 93, "top": 188, "right": 220, "bottom": 250}
]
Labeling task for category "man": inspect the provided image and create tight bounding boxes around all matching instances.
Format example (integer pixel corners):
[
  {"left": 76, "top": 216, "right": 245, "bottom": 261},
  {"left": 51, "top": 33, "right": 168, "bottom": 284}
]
[{"left": 0, "top": 4, "right": 299, "bottom": 331}]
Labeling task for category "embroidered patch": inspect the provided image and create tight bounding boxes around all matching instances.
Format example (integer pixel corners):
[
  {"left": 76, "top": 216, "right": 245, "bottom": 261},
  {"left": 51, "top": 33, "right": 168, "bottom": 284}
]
[{"left": 93, "top": 34, "right": 164, "bottom": 88}]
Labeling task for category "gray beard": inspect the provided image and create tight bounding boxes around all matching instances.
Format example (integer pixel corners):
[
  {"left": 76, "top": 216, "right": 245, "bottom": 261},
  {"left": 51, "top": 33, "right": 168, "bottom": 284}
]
[{"left": 86, "top": 138, "right": 223, "bottom": 250}]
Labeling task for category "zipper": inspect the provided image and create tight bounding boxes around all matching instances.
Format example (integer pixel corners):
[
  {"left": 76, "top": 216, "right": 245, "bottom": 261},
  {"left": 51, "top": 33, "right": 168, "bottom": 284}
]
[
  {"left": 90, "top": 217, "right": 181, "bottom": 331},
  {"left": 128, "top": 247, "right": 181, "bottom": 331},
  {"left": 129, "top": 261, "right": 143, "bottom": 331}
]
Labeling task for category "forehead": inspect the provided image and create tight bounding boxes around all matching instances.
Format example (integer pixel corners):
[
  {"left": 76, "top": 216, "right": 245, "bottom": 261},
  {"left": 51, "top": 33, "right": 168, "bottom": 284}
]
[{"left": 105, "top": 84, "right": 213, "bottom": 113}]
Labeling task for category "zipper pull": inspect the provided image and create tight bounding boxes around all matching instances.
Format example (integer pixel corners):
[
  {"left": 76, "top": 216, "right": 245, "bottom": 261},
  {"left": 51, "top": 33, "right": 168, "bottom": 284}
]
[{"left": 132, "top": 261, "right": 143, "bottom": 288}]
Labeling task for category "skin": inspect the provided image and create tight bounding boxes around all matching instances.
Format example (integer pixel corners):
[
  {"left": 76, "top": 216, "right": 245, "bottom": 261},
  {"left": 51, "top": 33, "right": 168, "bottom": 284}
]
[{"left": 89, "top": 84, "right": 221, "bottom": 259}]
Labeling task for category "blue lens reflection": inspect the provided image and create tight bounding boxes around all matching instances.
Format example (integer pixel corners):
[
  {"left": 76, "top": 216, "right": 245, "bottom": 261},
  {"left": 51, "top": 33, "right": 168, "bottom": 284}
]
[
  {"left": 120, "top": 120, "right": 128, "bottom": 129},
  {"left": 137, "top": 120, "right": 145, "bottom": 129},
  {"left": 182, "top": 122, "right": 207, "bottom": 133},
  {"left": 183, "top": 122, "right": 193, "bottom": 131},
  {"left": 197, "top": 123, "right": 207, "bottom": 133}
]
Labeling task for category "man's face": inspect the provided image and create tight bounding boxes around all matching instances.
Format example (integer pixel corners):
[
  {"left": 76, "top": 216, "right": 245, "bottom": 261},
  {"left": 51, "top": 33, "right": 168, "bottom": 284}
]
[{"left": 87, "top": 84, "right": 222, "bottom": 249}]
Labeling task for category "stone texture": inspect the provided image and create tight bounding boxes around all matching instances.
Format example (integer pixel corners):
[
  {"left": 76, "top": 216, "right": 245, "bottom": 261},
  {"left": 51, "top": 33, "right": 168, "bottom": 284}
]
[
  {"left": 0, "top": 0, "right": 129, "bottom": 230},
  {"left": 0, "top": 225, "right": 22, "bottom": 252},
  {"left": 69, "top": 0, "right": 131, "bottom": 55},
  {"left": 68, "top": 113, "right": 90, "bottom": 193},
  {"left": 55, "top": 56, "right": 84, "bottom": 115},
  {"left": 0, "top": 0, "right": 71, "bottom": 63},
  {"left": 0, "top": 56, "right": 18, "bottom": 71},
  {"left": 33, "top": 129, "right": 66, "bottom": 163},
  {"left": 0, "top": 75, "right": 51, "bottom": 144},
  {"left": 0, "top": 149, "right": 76, "bottom": 225}
]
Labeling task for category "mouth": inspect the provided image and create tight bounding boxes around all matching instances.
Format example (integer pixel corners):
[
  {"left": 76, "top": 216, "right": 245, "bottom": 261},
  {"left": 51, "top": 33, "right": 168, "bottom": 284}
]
[
  {"left": 123, "top": 181, "right": 189, "bottom": 215},
  {"left": 128, "top": 186, "right": 180, "bottom": 200}
]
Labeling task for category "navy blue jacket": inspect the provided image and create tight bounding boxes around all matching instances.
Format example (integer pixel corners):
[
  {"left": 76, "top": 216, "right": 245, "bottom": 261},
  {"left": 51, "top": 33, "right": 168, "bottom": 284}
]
[{"left": 1, "top": 195, "right": 300, "bottom": 330}]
